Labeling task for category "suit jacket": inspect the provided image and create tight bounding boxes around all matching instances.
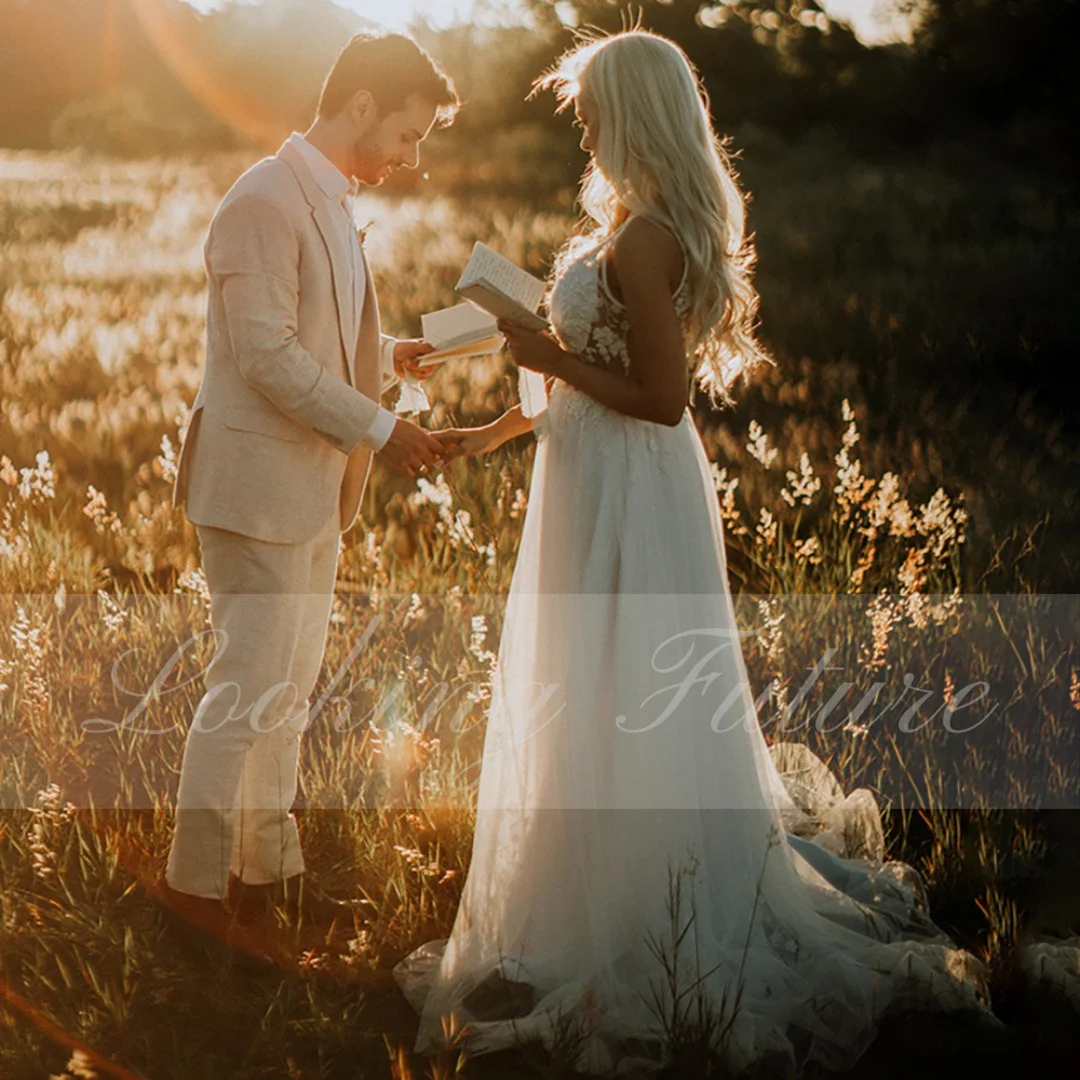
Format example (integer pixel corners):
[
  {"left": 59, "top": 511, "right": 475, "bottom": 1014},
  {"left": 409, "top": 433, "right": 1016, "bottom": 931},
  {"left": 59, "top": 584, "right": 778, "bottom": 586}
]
[{"left": 172, "top": 138, "right": 399, "bottom": 544}]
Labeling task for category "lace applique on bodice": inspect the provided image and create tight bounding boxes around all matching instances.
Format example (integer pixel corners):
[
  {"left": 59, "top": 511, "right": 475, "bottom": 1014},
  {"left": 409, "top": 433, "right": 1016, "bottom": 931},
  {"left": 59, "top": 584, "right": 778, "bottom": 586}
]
[
  {"left": 539, "top": 222, "right": 696, "bottom": 478},
  {"left": 548, "top": 222, "right": 692, "bottom": 377}
]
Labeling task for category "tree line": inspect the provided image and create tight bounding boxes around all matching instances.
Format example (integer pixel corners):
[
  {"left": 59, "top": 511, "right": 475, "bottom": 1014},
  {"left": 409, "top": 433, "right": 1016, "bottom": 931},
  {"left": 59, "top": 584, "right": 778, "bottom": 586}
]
[{"left": 0, "top": 0, "right": 1075, "bottom": 172}]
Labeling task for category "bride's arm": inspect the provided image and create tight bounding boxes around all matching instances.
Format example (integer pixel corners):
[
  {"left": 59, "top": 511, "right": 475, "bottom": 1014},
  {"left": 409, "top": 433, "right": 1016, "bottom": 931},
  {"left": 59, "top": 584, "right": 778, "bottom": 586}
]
[
  {"left": 431, "top": 404, "right": 535, "bottom": 459},
  {"left": 500, "top": 219, "right": 689, "bottom": 427},
  {"left": 484, "top": 404, "right": 535, "bottom": 448}
]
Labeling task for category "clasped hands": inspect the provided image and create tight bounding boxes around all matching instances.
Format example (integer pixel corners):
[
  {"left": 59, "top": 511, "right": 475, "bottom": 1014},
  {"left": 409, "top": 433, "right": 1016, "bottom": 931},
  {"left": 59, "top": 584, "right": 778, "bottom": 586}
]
[{"left": 380, "top": 324, "right": 566, "bottom": 477}]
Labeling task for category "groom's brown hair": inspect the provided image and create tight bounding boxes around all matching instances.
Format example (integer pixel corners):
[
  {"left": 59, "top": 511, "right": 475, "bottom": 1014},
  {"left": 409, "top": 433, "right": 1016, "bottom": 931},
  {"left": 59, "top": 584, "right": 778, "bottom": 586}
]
[{"left": 317, "top": 32, "right": 460, "bottom": 126}]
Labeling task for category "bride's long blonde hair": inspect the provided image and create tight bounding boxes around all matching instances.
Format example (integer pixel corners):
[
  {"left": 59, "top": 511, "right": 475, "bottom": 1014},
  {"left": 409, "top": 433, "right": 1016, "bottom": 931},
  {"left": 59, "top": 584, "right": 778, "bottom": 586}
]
[{"left": 532, "top": 27, "right": 774, "bottom": 406}]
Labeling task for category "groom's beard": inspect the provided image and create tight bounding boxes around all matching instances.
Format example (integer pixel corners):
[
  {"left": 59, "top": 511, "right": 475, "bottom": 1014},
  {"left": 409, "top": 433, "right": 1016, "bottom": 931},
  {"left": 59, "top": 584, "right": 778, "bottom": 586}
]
[{"left": 352, "top": 132, "right": 392, "bottom": 187}]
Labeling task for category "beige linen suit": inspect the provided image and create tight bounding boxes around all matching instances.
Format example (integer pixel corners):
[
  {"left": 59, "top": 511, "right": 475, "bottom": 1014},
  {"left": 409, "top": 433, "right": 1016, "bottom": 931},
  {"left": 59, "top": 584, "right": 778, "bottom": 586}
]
[{"left": 166, "top": 137, "right": 399, "bottom": 899}]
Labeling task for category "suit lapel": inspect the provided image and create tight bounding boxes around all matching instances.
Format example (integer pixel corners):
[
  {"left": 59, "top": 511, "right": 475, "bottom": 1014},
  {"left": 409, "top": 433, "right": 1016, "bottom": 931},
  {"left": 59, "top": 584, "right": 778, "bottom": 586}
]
[
  {"left": 338, "top": 236, "right": 384, "bottom": 531},
  {"left": 354, "top": 242, "right": 381, "bottom": 393},
  {"left": 277, "top": 140, "right": 355, "bottom": 385}
]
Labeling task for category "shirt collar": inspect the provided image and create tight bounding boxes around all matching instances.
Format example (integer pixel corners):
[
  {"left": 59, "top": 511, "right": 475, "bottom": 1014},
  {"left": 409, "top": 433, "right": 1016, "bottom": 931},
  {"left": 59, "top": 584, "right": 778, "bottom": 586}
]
[{"left": 286, "top": 132, "right": 357, "bottom": 206}]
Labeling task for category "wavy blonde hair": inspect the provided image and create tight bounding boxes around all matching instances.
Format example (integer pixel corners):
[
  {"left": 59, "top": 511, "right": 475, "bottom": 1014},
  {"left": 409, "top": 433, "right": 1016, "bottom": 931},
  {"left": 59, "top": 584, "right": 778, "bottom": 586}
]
[{"left": 532, "top": 27, "right": 774, "bottom": 406}]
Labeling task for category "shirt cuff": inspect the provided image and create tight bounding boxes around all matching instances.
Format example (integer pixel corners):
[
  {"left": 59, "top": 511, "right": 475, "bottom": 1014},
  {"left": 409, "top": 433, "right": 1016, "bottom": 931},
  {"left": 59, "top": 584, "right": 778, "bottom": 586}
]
[{"left": 360, "top": 405, "right": 398, "bottom": 452}]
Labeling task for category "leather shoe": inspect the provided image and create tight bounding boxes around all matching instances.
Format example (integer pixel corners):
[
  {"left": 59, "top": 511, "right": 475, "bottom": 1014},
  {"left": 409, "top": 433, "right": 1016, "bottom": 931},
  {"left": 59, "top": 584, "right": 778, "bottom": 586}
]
[
  {"left": 150, "top": 879, "right": 281, "bottom": 967},
  {"left": 231, "top": 874, "right": 375, "bottom": 935}
]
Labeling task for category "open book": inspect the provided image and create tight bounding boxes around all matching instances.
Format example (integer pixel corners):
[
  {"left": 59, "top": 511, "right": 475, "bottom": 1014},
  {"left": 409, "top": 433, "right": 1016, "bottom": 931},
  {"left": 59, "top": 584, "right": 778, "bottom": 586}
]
[
  {"left": 453, "top": 243, "right": 551, "bottom": 418},
  {"left": 417, "top": 243, "right": 551, "bottom": 367},
  {"left": 454, "top": 242, "right": 551, "bottom": 333},
  {"left": 418, "top": 303, "right": 504, "bottom": 367}
]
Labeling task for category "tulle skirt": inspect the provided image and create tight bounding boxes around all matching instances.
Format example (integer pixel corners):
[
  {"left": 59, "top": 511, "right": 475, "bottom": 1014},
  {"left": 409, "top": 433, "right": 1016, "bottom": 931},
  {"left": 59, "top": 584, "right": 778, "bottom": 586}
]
[{"left": 393, "top": 383, "right": 997, "bottom": 1075}]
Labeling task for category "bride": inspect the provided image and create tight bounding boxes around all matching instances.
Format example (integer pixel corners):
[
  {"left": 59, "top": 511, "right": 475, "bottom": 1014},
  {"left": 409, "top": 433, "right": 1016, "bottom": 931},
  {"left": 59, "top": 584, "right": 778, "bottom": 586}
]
[{"left": 393, "top": 28, "right": 997, "bottom": 1076}]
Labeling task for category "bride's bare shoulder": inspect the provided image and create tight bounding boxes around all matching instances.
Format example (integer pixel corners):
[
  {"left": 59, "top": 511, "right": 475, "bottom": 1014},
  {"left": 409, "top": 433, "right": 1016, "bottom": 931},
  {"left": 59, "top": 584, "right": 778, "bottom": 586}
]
[{"left": 612, "top": 216, "right": 684, "bottom": 294}]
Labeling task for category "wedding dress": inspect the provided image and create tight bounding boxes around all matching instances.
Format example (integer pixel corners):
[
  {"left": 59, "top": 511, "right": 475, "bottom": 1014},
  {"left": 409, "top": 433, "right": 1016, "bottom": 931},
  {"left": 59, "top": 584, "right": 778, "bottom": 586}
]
[{"left": 392, "top": 221, "right": 998, "bottom": 1076}]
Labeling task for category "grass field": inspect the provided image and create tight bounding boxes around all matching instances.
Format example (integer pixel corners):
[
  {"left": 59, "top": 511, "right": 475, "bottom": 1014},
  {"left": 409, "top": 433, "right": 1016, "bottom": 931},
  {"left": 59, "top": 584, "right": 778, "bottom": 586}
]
[{"left": 0, "top": 144, "right": 1077, "bottom": 1078}]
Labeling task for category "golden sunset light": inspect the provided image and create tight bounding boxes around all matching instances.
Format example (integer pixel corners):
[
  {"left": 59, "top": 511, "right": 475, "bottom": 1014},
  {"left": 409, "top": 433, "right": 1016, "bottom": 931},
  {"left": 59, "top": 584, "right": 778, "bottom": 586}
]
[{"left": 188, "top": 0, "right": 921, "bottom": 42}]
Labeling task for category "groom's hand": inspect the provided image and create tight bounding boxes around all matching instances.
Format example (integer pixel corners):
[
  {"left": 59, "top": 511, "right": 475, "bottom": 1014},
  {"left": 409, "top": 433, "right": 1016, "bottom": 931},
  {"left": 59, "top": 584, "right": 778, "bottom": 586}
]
[
  {"left": 393, "top": 339, "right": 441, "bottom": 382},
  {"left": 377, "top": 415, "right": 447, "bottom": 478}
]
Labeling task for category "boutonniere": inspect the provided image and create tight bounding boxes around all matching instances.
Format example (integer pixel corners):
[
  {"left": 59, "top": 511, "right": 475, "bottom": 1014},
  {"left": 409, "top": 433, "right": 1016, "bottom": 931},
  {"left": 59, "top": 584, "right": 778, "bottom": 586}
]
[{"left": 357, "top": 220, "right": 374, "bottom": 246}]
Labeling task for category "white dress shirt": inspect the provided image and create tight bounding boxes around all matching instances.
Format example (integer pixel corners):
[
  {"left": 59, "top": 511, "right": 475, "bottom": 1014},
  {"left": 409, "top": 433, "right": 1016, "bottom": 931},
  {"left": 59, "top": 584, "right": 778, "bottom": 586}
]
[{"left": 287, "top": 132, "right": 397, "bottom": 451}]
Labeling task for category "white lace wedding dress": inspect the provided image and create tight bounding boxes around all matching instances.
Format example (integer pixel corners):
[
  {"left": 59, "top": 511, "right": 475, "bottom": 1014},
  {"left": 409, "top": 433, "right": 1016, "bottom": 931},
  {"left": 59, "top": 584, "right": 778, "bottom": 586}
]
[{"left": 392, "top": 222, "right": 998, "bottom": 1075}]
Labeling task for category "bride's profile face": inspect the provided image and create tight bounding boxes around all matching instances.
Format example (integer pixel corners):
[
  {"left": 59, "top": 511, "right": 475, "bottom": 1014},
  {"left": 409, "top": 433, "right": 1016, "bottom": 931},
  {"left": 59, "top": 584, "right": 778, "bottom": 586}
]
[{"left": 573, "top": 96, "right": 597, "bottom": 157}]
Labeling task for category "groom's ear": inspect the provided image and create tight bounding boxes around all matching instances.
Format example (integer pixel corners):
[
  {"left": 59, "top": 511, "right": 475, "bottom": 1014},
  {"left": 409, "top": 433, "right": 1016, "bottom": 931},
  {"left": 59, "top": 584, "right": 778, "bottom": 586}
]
[{"left": 345, "top": 89, "right": 378, "bottom": 131}]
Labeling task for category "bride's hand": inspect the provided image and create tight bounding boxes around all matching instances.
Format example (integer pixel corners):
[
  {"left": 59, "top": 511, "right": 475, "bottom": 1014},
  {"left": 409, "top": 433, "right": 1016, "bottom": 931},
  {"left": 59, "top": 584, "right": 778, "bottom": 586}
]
[
  {"left": 432, "top": 426, "right": 495, "bottom": 460},
  {"left": 497, "top": 320, "right": 568, "bottom": 376}
]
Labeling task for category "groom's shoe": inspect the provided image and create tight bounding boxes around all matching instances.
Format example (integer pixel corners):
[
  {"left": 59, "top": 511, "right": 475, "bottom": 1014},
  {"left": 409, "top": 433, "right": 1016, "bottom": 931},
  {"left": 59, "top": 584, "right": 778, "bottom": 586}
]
[
  {"left": 228, "top": 874, "right": 275, "bottom": 926},
  {"left": 232, "top": 874, "right": 375, "bottom": 936},
  {"left": 151, "top": 880, "right": 280, "bottom": 967},
  {"left": 154, "top": 881, "right": 230, "bottom": 934}
]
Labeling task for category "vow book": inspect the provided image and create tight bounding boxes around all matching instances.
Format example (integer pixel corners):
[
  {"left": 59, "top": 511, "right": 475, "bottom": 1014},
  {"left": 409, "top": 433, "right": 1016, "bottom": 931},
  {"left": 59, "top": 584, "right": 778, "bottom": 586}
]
[
  {"left": 455, "top": 242, "right": 551, "bottom": 333},
  {"left": 418, "top": 303, "right": 503, "bottom": 367},
  {"left": 416, "top": 243, "right": 551, "bottom": 418}
]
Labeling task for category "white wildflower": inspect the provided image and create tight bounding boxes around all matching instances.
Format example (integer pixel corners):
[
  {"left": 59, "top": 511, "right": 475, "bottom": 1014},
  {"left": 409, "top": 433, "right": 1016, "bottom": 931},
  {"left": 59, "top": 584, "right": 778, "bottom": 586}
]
[
  {"left": 408, "top": 472, "right": 453, "bottom": 510},
  {"left": 746, "top": 420, "right": 779, "bottom": 469},
  {"left": 794, "top": 534, "right": 823, "bottom": 565},
  {"left": 11, "top": 604, "right": 49, "bottom": 718},
  {"left": 175, "top": 566, "right": 210, "bottom": 604},
  {"left": 841, "top": 398, "right": 859, "bottom": 448},
  {"left": 468, "top": 614, "right": 497, "bottom": 670},
  {"left": 0, "top": 455, "right": 18, "bottom": 488},
  {"left": 97, "top": 589, "right": 129, "bottom": 633},
  {"left": 756, "top": 597, "right": 786, "bottom": 670},
  {"left": 834, "top": 446, "right": 874, "bottom": 525},
  {"left": 157, "top": 433, "right": 178, "bottom": 483},
  {"left": 15, "top": 450, "right": 56, "bottom": 502},
  {"left": 29, "top": 783, "right": 76, "bottom": 883},
  {"left": 0, "top": 652, "right": 13, "bottom": 695},
  {"left": 711, "top": 464, "right": 749, "bottom": 536},
  {"left": 755, "top": 506, "right": 778, "bottom": 548},
  {"left": 915, "top": 488, "right": 968, "bottom": 562},
  {"left": 83, "top": 484, "right": 123, "bottom": 534},
  {"left": 780, "top": 452, "right": 822, "bottom": 507},
  {"left": 859, "top": 593, "right": 900, "bottom": 671}
]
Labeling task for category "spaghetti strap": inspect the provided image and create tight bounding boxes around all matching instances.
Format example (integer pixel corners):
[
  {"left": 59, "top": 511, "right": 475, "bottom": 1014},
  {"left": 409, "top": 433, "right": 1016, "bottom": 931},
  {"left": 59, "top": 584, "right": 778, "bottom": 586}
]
[
  {"left": 597, "top": 244, "right": 619, "bottom": 306},
  {"left": 598, "top": 217, "right": 690, "bottom": 309},
  {"left": 596, "top": 218, "right": 631, "bottom": 306}
]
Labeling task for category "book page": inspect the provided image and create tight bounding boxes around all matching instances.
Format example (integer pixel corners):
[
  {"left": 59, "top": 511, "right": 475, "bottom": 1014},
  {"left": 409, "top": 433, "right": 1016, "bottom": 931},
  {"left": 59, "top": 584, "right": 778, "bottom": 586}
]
[
  {"left": 421, "top": 302, "right": 500, "bottom": 350},
  {"left": 457, "top": 284, "right": 551, "bottom": 332},
  {"left": 419, "top": 334, "right": 504, "bottom": 366},
  {"left": 457, "top": 242, "right": 547, "bottom": 314}
]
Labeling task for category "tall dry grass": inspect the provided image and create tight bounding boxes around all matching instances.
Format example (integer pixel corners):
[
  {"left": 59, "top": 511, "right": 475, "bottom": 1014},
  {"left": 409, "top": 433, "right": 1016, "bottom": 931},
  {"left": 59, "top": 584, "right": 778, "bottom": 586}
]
[{"left": 0, "top": 148, "right": 1076, "bottom": 1078}]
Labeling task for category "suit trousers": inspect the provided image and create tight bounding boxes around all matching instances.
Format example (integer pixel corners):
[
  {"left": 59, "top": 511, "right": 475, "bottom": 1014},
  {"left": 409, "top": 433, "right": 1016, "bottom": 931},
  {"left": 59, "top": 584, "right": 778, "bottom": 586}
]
[{"left": 166, "top": 506, "right": 341, "bottom": 899}]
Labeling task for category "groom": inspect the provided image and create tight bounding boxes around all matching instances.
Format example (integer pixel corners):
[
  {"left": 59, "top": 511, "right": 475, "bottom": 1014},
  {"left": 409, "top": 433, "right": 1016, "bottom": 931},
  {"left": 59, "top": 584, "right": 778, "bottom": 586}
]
[{"left": 163, "top": 32, "right": 460, "bottom": 935}]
